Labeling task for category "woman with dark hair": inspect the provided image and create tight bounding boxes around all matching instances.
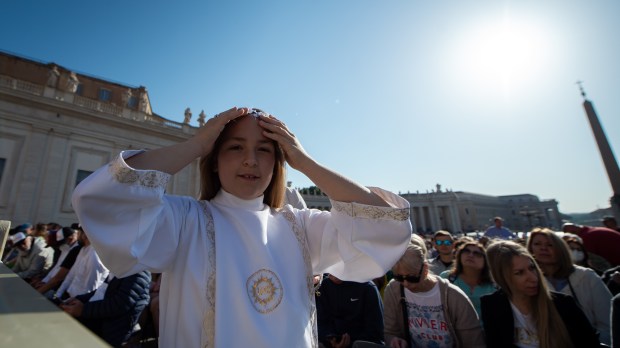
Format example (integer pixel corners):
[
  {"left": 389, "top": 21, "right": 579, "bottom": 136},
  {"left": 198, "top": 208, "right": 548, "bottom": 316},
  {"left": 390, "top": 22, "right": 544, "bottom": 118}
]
[
  {"left": 527, "top": 228, "right": 612, "bottom": 345},
  {"left": 439, "top": 241, "right": 495, "bottom": 318},
  {"left": 72, "top": 107, "right": 412, "bottom": 348},
  {"left": 481, "top": 240, "right": 599, "bottom": 348}
]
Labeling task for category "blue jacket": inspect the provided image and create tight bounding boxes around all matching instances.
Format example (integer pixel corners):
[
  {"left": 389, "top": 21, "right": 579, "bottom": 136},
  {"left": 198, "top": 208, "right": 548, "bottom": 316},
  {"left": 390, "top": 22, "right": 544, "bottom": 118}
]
[{"left": 76, "top": 271, "right": 151, "bottom": 347}]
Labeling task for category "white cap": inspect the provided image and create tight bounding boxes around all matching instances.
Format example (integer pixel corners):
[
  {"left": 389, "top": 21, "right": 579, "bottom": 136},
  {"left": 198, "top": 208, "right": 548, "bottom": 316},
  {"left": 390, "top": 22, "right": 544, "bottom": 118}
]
[{"left": 10, "top": 232, "right": 27, "bottom": 245}]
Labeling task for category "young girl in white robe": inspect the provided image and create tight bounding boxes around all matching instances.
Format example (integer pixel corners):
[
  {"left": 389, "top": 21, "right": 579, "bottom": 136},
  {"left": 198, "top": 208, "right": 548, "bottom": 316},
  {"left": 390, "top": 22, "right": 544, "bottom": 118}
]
[{"left": 72, "top": 107, "right": 412, "bottom": 348}]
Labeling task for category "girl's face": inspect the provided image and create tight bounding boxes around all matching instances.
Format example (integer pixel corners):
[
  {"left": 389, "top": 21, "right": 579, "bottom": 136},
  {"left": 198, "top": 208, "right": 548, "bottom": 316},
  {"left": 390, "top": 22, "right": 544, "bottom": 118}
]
[
  {"left": 530, "top": 234, "right": 556, "bottom": 265},
  {"left": 460, "top": 246, "right": 485, "bottom": 271},
  {"left": 510, "top": 255, "right": 539, "bottom": 298},
  {"left": 216, "top": 116, "right": 276, "bottom": 200}
]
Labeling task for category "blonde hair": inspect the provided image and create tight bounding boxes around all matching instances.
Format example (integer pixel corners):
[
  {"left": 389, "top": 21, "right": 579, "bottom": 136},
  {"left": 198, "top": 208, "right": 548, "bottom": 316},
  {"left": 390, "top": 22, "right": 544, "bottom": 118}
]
[
  {"left": 198, "top": 114, "right": 286, "bottom": 208},
  {"left": 526, "top": 228, "right": 575, "bottom": 278},
  {"left": 392, "top": 234, "right": 427, "bottom": 274},
  {"left": 486, "top": 241, "right": 573, "bottom": 348}
]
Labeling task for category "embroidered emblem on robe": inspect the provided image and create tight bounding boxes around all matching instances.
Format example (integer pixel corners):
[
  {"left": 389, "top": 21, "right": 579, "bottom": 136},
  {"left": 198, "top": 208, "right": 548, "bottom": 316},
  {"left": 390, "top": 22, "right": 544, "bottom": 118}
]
[{"left": 247, "top": 269, "right": 283, "bottom": 314}]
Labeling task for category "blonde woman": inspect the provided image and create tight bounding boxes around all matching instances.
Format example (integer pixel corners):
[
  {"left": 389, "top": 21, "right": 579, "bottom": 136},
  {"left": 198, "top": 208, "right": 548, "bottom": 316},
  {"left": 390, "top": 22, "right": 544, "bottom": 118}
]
[
  {"left": 527, "top": 228, "right": 611, "bottom": 345},
  {"left": 383, "top": 234, "right": 485, "bottom": 348},
  {"left": 481, "top": 240, "right": 599, "bottom": 348}
]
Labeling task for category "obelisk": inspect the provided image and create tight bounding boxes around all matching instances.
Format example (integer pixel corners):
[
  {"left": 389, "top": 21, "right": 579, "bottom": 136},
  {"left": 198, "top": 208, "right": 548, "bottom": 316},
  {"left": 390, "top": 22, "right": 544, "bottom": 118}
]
[{"left": 578, "top": 82, "right": 620, "bottom": 219}]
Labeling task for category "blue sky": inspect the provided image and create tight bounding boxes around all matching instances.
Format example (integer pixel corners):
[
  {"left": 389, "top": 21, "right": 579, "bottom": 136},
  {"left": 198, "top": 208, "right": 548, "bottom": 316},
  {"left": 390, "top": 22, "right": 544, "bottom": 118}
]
[{"left": 2, "top": 1, "right": 619, "bottom": 214}]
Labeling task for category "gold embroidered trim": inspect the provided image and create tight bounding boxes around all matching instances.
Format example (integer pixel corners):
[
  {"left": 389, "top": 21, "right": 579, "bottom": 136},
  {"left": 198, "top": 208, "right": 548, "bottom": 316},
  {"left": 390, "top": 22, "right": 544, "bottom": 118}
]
[
  {"left": 331, "top": 201, "right": 410, "bottom": 221},
  {"left": 108, "top": 155, "right": 170, "bottom": 189},
  {"left": 281, "top": 209, "right": 319, "bottom": 347},
  {"left": 200, "top": 201, "right": 216, "bottom": 348}
]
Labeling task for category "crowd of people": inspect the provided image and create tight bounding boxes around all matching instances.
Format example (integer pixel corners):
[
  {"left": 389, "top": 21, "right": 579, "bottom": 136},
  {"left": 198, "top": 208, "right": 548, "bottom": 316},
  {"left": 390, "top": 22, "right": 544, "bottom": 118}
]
[
  {"left": 314, "top": 217, "right": 619, "bottom": 348},
  {"left": 2, "top": 106, "right": 620, "bottom": 348},
  {"left": 2, "top": 222, "right": 157, "bottom": 347}
]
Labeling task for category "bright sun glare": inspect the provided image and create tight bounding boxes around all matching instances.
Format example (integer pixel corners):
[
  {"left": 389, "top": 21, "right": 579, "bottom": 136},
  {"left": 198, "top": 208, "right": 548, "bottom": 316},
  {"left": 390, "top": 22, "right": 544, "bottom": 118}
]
[{"left": 449, "top": 14, "right": 550, "bottom": 102}]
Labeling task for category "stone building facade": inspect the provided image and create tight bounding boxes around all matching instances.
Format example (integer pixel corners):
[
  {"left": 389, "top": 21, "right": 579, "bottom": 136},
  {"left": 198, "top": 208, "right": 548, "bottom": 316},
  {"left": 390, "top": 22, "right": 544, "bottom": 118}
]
[
  {"left": 299, "top": 186, "right": 562, "bottom": 234},
  {"left": 0, "top": 51, "right": 198, "bottom": 226}
]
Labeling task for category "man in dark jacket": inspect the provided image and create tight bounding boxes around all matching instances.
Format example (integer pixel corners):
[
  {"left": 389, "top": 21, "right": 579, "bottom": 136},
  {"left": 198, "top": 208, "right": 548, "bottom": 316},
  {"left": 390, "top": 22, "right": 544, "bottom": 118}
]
[
  {"left": 316, "top": 274, "right": 384, "bottom": 348},
  {"left": 61, "top": 271, "right": 151, "bottom": 347}
]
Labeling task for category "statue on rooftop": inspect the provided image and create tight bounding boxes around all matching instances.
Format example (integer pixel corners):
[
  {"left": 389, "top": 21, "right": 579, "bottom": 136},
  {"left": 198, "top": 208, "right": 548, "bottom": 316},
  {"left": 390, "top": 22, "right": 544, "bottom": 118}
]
[
  {"left": 184, "top": 108, "right": 192, "bottom": 124},
  {"left": 66, "top": 72, "right": 79, "bottom": 93},
  {"left": 47, "top": 66, "right": 60, "bottom": 88},
  {"left": 122, "top": 88, "right": 133, "bottom": 107},
  {"left": 198, "top": 110, "right": 206, "bottom": 127}
]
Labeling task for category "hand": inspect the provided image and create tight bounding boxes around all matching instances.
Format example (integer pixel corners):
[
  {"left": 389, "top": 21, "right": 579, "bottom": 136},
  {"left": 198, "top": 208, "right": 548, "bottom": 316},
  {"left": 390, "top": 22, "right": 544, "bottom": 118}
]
[
  {"left": 257, "top": 114, "right": 311, "bottom": 171},
  {"left": 190, "top": 107, "right": 248, "bottom": 156},
  {"left": 60, "top": 298, "right": 84, "bottom": 317},
  {"left": 328, "top": 333, "right": 351, "bottom": 348},
  {"left": 389, "top": 337, "right": 408, "bottom": 348}
]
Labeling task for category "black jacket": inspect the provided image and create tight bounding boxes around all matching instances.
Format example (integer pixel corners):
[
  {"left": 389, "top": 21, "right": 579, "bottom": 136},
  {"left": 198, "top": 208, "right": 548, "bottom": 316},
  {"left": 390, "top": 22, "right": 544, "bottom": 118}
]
[
  {"left": 316, "top": 276, "right": 384, "bottom": 347},
  {"left": 76, "top": 271, "right": 151, "bottom": 347},
  {"left": 480, "top": 289, "right": 600, "bottom": 348}
]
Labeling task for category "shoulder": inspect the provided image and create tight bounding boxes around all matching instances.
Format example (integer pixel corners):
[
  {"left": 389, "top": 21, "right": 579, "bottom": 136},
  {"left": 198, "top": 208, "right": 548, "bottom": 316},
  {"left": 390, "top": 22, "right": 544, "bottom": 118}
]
[
  {"left": 384, "top": 279, "right": 401, "bottom": 297},
  {"left": 480, "top": 288, "right": 505, "bottom": 305},
  {"left": 550, "top": 290, "right": 575, "bottom": 305},
  {"left": 571, "top": 265, "right": 600, "bottom": 281},
  {"left": 439, "top": 277, "right": 467, "bottom": 298}
]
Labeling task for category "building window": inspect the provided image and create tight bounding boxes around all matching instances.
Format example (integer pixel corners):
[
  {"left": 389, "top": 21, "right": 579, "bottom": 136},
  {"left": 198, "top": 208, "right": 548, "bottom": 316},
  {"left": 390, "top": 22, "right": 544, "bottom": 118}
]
[
  {"left": 75, "top": 169, "right": 93, "bottom": 187},
  {"left": 98, "top": 88, "right": 112, "bottom": 101},
  {"left": 128, "top": 96, "right": 138, "bottom": 108},
  {"left": 0, "top": 158, "right": 5, "bottom": 184},
  {"left": 75, "top": 83, "right": 84, "bottom": 96}
]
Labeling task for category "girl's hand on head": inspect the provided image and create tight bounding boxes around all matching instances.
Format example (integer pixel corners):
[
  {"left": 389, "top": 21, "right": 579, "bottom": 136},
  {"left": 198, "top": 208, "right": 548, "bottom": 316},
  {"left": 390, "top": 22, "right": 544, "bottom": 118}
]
[
  {"left": 257, "top": 114, "right": 311, "bottom": 170},
  {"left": 191, "top": 107, "right": 248, "bottom": 156}
]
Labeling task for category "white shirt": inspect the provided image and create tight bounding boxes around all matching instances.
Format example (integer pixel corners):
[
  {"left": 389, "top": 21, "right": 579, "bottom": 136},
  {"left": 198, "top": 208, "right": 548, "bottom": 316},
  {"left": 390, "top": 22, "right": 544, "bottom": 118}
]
[
  {"left": 404, "top": 282, "right": 453, "bottom": 348},
  {"left": 72, "top": 150, "right": 412, "bottom": 348},
  {"left": 55, "top": 244, "right": 109, "bottom": 298},
  {"left": 42, "top": 241, "right": 79, "bottom": 283},
  {"left": 510, "top": 302, "right": 538, "bottom": 348}
]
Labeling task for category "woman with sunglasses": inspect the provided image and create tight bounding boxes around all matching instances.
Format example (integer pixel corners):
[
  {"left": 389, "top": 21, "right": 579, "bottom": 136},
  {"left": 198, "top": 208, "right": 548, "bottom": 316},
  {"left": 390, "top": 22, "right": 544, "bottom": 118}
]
[
  {"left": 481, "top": 240, "right": 599, "bottom": 348},
  {"left": 383, "top": 234, "right": 485, "bottom": 348},
  {"left": 527, "top": 228, "right": 611, "bottom": 345},
  {"left": 439, "top": 241, "right": 495, "bottom": 319}
]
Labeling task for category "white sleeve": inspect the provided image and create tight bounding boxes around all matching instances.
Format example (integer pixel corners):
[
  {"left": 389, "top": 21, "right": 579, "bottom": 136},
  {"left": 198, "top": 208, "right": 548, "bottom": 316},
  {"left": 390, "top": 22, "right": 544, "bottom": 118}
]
[
  {"left": 72, "top": 151, "right": 191, "bottom": 277},
  {"left": 299, "top": 187, "right": 412, "bottom": 282}
]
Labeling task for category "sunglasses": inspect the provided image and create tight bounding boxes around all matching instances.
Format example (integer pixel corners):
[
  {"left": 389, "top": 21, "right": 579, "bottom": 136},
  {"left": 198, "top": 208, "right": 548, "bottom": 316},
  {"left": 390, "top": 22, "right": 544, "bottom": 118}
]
[
  {"left": 393, "top": 264, "right": 425, "bottom": 284},
  {"left": 435, "top": 240, "right": 453, "bottom": 246},
  {"left": 461, "top": 248, "right": 484, "bottom": 257}
]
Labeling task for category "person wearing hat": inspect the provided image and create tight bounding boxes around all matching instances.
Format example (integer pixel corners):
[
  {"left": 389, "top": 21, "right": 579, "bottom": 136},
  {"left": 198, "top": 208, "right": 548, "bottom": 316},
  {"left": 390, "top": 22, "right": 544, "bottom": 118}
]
[
  {"left": 33, "top": 226, "right": 82, "bottom": 298},
  {"left": 2, "top": 223, "right": 34, "bottom": 266},
  {"left": 10, "top": 231, "right": 55, "bottom": 281},
  {"left": 483, "top": 217, "right": 515, "bottom": 240}
]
